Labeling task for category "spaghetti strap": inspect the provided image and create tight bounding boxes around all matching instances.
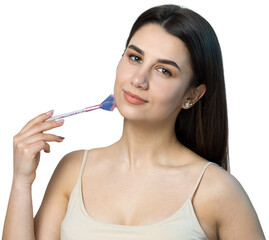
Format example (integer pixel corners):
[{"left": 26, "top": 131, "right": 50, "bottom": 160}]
[
  {"left": 189, "top": 162, "right": 216, "bottom": 200},
  {"left": 78, "top": 149, "right": 89, "bottom": 180}
]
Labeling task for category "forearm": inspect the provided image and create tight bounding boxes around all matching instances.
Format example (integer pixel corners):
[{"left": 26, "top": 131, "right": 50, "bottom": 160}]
[{"left": 2, "top": 181, "right": 36, "bottom": 240}]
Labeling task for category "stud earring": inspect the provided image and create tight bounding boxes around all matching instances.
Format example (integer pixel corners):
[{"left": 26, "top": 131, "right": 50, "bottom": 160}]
[
  {"left": 184, "top": 102, "right": 193, "bottom": 108},
  {"left": 184, "top": 102, "right": 190, "bottom": 108}
]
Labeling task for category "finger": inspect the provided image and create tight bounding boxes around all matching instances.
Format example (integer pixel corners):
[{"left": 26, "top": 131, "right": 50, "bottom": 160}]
[
  {"left": 43, "top": 142, "right": 50, "bottom": 153},
  {"left": 28, "top": 141, "right": 51, "bottom": 154},
  {"left": 19, "top": 118, "right": 64, "bottom": 139},
  {"left": 20, "top": 110, "right": 54, "bottom": 134},
  {"left": 23, "top": 133, "right": 64, "bottom": 145}
]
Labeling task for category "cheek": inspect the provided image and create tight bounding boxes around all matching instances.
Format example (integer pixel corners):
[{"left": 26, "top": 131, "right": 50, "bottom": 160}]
[
  {"left": 113, "top": 76, "right": 121, "bottom": 107},
  {"left": 152, "top": 81, "right": 186, "bottom": 112},
  {"left": 113, "top": 60, "right": 130, "bottom": 109},
  {"left": 115, "top": 59, "right": 132, "bottom": 83},
  {"left": 114, "top": 61, "right": 129, "bottom": 92}
]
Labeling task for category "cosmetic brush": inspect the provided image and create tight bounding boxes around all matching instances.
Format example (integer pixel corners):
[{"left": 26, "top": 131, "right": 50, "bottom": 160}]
[{"left": 46, "top": 94, "right": 116, "bottom": 121}]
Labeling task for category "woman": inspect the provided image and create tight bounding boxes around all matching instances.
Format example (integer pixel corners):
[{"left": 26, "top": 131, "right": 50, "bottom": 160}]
[{"left": 3, "top": 4, "right": 265, "bottom": 240}]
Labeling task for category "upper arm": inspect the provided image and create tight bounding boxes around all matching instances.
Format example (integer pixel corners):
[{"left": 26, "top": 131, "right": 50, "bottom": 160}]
[
  {"left": 213, "top": 168, "right": 265, "bottom": 239},
  {"left": 34, "top": 150, "right": 84, "bottom": 240}
]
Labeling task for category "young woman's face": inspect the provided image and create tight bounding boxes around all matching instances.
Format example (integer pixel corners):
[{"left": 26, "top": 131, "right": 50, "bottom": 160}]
[{"left": 114, "top": 23, "right": 193, "bottom": 123}]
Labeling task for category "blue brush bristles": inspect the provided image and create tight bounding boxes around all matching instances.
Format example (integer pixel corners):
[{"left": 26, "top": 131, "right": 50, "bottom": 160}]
[{"left": 100, "top": 94, "right": 116, "bottom": 111}]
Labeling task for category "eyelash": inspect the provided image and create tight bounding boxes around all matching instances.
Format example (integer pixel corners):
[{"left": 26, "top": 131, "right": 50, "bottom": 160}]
[
  {"left": 129, "top": 54, "right": 142, "bottom": 64},
  {"left": 156, "top": 68, "right": 172, "bottom": 76},
  {"left": 128, "top": 54, "right": 172, "bottom": 77}
]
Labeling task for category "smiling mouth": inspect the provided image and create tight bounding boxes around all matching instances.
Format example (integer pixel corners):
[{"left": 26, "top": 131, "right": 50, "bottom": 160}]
[{"left": 123, "top": 91, "right": 148, "bottom": 105}]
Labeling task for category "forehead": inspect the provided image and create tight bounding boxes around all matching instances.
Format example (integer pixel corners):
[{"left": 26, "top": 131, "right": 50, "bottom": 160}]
[{"left": 128, "top": 23, "right": 191, "bottom": 67}]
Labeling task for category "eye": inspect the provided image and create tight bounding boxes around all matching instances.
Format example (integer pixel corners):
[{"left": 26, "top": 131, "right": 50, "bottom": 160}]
[
  {"left": 129, "top": 54, "right": 142, "bottom": 64},
  {"left": 157, "top": 68, "right": 172, "bottom": 77}
]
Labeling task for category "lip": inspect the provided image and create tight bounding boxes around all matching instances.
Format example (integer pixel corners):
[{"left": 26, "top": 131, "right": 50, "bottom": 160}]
[{"left": 123, "top": 91, "right": 148, "bottom": 105}]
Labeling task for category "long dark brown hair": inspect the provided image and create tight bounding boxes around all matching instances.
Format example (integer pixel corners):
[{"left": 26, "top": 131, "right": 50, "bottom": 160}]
[{"left": 125, "top": 5, "right": 229, "bottom": 170}]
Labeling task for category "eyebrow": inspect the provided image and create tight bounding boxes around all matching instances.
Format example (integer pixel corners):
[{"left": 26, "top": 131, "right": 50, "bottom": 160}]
[{"left": 127, "top": 44, "right": 181, "bottom": 72}]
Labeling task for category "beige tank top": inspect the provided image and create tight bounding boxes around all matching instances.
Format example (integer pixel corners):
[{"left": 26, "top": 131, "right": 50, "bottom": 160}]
[{"left": 61, "top": 150, "right": 215, "bottom": 240}]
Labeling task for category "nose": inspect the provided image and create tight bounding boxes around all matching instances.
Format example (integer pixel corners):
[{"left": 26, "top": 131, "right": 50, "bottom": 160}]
[{"left": 131, "top": 72, "right": 149, "bottom": 90}]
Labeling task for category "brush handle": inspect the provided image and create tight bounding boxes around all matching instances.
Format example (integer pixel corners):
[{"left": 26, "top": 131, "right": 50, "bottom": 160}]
[{"left": 46, "top": 104, "right": 102, "bottom": 121}]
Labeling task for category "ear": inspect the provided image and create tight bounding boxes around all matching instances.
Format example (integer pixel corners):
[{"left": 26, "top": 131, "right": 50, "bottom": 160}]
[{"left": 181, "top": 84, "right": 206, "bottom": 109}]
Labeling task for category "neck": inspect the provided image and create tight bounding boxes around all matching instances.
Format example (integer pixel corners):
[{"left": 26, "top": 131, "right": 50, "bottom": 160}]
[{"left": 115, "top": 118, "right": 182, "bottom": 170}]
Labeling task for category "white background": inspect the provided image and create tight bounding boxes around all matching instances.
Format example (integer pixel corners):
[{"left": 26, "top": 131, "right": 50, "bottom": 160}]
[{"left": 0, "top": 0, "right": 268, "bottom": 237}]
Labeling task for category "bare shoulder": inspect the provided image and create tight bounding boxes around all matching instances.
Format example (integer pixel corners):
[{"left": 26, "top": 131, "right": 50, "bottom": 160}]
[
  {"left": 34, "top": 149, "right": 87, "bottom": 239},
  {"left": 56, "top": 148, "right": 108, "bottom": 195},
  {"left": 202, "top": 164, "right": 255, "bottom": 211},
  {"left": 202, "top": 164, "right": 246, "bottom": 199},
  {"left": 54, "top": 149, "right": 85, "bottom": 196},
  {"left": 201, "top": 164, "right": 265, "bottom": 239},
  {"left": 35, "top": 149, "right": 86, "bottom": 207}
]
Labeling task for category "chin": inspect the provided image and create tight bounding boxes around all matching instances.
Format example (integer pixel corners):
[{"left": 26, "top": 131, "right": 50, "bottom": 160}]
[{"left": 116, "top": 102, "right": 148, "bottom": 121}]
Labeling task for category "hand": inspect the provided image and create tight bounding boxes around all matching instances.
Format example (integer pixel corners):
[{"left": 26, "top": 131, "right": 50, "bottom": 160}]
[{"left": 13, "top": 110, "right": 65, "bottom": 186}]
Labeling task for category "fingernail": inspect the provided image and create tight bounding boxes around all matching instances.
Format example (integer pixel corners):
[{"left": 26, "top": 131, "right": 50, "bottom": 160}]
[
  {"left": 46, "top": 110, "right": 54, "bottom": 115},
  {"left": 55, "top": 118, "right": 64, "bottom": 124},
  {"left": 58, "top": 136, "right": 65, "bottom": 140}
]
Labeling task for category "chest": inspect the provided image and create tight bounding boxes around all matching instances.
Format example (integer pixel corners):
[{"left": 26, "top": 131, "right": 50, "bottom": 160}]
[
  {"left": 76, "top": 163, "right": 218, "bottom": 240},
  {"left": 81, "top": 167, "right": 196, "bottom": 226}
]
